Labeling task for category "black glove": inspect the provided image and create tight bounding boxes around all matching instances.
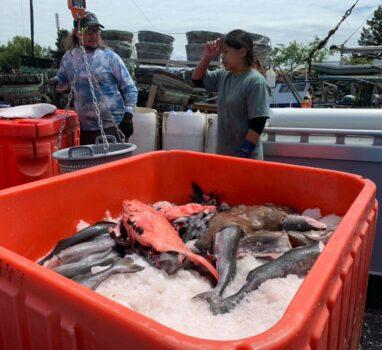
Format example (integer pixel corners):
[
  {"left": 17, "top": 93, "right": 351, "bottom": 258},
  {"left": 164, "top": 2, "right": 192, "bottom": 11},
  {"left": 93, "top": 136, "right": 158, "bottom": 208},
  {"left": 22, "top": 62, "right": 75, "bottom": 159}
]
[
  {"left": 119, "top": 112, "right": 134, "bottom": 140},
  {"left": 238, "top": 139, "right": 256, "bottom": 158},
  {"left": 39, "top": 78, "right": 58, "bottom": 95}
]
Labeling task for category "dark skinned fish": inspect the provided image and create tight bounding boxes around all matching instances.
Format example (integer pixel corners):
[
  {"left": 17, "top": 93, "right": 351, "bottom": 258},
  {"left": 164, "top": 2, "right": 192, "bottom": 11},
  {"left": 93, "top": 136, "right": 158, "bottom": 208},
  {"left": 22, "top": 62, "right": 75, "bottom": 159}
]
[
  {"left": 194, "top": 226, "right": 241, "bottom": 307},
  {"left": 282, "top": 215, "right": 326, "bottom": 232},
  {"left": 38, "top": 221, "right": 116, "bottom": 265},
  {"left": 237, "top": 231, "right": 292, "bottom": 260},
  {"left": 52, "top": 249, "right": 120, "bottom": 278},
  {"left": 195, "top": 205, "right": 295, "bottom": 253},
  {"left": 74, "top": 257, "right": 144, "bottom": 290},
  {"left": 212, "top": 243, "right": 323, "bottom": 315},
  {"left": 175, "top": 211, "right": 217, "bottom": 243},
  {"left": 45, "top": 236, "right": 116, "bottom": 268}
]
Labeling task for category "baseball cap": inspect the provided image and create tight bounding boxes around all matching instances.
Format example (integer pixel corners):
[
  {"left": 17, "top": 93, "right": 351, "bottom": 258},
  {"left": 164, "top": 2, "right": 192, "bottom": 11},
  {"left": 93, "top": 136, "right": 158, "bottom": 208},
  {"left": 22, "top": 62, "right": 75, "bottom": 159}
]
[{"left": 73, "top": 11, "right": 105, "bottom": 29}]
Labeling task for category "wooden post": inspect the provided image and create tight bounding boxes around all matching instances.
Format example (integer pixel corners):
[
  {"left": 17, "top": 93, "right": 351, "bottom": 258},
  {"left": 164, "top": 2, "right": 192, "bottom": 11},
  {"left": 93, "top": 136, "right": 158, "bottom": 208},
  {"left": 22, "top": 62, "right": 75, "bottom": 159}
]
[{"left": 146, "top": 84, "right": 158, "bottom": 108}]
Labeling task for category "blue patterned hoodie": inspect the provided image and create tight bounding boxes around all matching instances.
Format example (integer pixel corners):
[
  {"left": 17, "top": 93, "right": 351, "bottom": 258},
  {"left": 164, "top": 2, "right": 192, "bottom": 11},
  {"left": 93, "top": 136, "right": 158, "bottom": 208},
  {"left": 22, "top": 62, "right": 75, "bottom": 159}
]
[{"left": 56, "top": 47, "right": 138, "bottom": 131}]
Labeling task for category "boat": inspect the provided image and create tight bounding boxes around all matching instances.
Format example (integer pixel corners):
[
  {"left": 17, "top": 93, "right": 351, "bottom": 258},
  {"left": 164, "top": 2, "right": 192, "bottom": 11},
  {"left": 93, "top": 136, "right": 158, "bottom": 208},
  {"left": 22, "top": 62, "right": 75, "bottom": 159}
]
[{"left": 312, "top": 62, "right": 382, "bottom": 75}]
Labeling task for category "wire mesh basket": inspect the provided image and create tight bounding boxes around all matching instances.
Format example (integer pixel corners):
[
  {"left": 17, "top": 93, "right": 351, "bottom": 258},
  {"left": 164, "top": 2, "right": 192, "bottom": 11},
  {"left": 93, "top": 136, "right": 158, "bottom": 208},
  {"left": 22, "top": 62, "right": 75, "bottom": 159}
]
[{"left": 53, "top": 135, "right": 137, "bottom": 174}]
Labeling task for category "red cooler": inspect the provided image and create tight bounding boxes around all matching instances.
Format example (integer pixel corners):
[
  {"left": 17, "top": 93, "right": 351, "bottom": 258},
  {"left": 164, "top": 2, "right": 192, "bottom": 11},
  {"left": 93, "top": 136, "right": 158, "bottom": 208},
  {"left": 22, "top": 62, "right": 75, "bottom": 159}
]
[{"left": 0, "top": 109, "right": 79, "bottom": 189}]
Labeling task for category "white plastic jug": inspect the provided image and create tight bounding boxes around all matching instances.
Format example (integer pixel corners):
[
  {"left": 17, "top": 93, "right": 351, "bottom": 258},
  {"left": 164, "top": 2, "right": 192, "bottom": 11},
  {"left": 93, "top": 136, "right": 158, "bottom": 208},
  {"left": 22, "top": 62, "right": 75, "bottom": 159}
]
[
  {"left": 129, "top": 107, "right": 158, "bottom": 154},
  {"left": 162, "top": 111, "right": 207, "bottom": 152}
]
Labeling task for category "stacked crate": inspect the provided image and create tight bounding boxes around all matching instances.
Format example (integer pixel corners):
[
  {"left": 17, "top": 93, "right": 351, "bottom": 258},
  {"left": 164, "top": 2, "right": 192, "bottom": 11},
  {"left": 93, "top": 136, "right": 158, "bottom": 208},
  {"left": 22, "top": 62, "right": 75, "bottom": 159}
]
[{"left": 136, "top": 31, "right": 174, "bottom": 60}]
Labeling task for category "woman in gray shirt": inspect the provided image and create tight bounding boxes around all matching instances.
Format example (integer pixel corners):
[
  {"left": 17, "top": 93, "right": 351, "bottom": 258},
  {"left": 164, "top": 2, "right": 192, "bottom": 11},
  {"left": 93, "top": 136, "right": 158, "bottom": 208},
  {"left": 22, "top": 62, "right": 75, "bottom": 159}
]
[{"left": 192, "top": 29, "right": 271, "bottom": 159}]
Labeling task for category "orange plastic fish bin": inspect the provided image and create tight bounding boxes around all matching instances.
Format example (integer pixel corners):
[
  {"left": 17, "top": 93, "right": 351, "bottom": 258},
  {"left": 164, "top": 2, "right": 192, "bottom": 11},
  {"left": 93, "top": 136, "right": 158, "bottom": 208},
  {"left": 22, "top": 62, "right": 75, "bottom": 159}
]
[
  {"left": 0, "top": 151, "right": 377, "bottom": 350},
  {"left": 0, "top": 109, "right": 79, "bottom": 189}
]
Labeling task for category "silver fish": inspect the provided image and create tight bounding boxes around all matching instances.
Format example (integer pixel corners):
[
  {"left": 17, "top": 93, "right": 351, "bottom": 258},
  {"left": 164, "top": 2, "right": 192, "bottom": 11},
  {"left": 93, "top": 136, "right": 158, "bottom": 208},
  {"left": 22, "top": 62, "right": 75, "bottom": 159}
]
[
  {"left": 193, "top": 226, "right": 241, "bottom": 306},
  {"left": 74, "top": 257, "right": 144, "bottom": 290},
  {"left": 52, "top": 249, "right": 120, "bottom": 278},
  {"left": 45, "top": 236, "right": 116, "bottom": 268},
  {"left": 213, "top": 243, "right": 323, "bottom": 315},
  {"left": 38, "top": 221, "right": 116, "bottom": 265}
]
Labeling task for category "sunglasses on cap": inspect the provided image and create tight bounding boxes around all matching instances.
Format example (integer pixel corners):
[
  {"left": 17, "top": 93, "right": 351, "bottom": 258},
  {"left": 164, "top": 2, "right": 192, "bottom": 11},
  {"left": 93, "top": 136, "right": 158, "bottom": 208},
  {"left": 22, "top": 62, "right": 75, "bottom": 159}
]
[{"left": 82, "top": 27, "right": 101, "bottom": 34}]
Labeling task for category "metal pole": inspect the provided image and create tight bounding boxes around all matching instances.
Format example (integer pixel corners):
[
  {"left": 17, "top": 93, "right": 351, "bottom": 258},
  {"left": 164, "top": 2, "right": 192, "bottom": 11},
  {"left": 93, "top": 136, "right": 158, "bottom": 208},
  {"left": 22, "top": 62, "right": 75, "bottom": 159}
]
[
  {"left": 55, "top": 13, "right": 60, "bottom": 32},
  {"left": 30, "top": 0, "right": 34, "bottom": 56}
]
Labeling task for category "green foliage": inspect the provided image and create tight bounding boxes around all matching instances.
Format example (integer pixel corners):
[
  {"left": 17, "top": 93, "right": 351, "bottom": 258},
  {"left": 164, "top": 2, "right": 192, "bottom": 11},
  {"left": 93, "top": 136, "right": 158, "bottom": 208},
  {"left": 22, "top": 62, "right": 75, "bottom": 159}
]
[
  {"left": 271, "top": 37, "right": 329, "bottom": 76},
  {"left": 359, "top": 5, "right": 382, "bottom": 46},
  {"left": 0, "top": 36, "right": 52, "bottom": 71},
  {"left": 344, "top": 55, "right": 373, "bottom": 65},
  {"left": 51, "top": 29, "right": 70, "bottom": 63},
  {"left": 56, "top": 29, "right": 70, "bottom": 52}
]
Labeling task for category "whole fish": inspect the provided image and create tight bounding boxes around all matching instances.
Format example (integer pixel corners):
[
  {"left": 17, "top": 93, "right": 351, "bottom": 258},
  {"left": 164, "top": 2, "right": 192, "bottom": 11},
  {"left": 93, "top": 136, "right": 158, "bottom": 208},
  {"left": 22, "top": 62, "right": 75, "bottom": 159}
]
[
  {"left": 213, "top": 243, "right": 323, "bottom": 315},
  {"left": 45, "top": 236, "right": 116, "bottom": 269},
  {"left": 282, "top": 215, "right": 326, "bottom": 232},
  {"left": 118, "top": 200, "right": 219, "bottom": 281},
  {"left": 52, "top": 249, "right": 120, "bottom": 278},
  {"left": 38, "top": 221, "right": 116, "bottom": 265},
  {"left": 194, "top": 226, "right": 241, "bottom": 306},
  {"left": 74, "top": 257, "right": 144, "bottom": 290},
  {"left": 195, "top": 205, "right": 295, "bottom": 253},
  {"left": 237, "top": 231, "right": 292, "bottom": 260},
  {"left": 196, "top": 205, "right": 325, "bottom": 253}
]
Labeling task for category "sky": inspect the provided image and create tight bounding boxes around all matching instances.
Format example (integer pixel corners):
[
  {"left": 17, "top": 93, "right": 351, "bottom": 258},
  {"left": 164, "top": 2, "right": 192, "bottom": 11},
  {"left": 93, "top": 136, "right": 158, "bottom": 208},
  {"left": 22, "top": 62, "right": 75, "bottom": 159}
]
[{"left": 0, "top": 0, "right": 381, "bottom": 60}]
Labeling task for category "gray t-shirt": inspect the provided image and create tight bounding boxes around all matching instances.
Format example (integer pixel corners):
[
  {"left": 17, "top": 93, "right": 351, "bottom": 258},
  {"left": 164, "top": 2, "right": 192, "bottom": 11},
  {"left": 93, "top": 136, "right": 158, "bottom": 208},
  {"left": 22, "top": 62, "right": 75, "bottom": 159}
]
[{"left": 203, "top": 69, "right": 271, "bottom": 157}]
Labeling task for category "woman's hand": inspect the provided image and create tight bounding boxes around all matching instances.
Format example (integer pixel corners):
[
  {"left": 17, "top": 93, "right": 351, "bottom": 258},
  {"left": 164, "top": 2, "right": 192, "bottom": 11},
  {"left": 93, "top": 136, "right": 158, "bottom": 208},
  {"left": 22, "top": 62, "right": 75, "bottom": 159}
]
[{"left": 204, "top": 38, "right": 222, "bottom": 60}]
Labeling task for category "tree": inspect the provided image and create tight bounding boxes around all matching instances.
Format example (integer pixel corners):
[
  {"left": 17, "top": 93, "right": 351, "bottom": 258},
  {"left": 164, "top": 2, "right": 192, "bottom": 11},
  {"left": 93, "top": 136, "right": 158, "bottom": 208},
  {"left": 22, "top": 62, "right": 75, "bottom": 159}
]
[
  {"left": 271, "top": 37, "right": 328, "bottom": 78},
  {"left": 50, "top": 29, "right": 70, "bottom": 64},
  {"left": 359, "top": 5, "right": 382, "bottom": 46},
  {"left": 344, "top": 55, "right": 373, "bottom": 65},
  {"left": 0, "top": 36, "right": 51, "bottom": 70}
]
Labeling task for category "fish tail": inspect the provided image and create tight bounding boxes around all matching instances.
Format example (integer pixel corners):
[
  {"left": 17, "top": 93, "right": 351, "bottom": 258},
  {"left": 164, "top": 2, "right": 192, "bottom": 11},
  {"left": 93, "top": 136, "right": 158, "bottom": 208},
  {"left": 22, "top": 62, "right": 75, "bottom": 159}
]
[
  {"left": 193, "top": 290, "right": 222, "bottom": 314},
  {"left": 187, "top": 252, "right": 219, "bottom": 280}
]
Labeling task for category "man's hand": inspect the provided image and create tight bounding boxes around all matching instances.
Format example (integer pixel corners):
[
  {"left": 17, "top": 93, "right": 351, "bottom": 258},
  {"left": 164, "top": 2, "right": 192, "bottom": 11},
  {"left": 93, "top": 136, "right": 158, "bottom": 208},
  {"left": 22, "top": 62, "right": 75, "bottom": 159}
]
[
  {"left": 119, "top": 112, "right": 134, "bottom": 140},
  {"left": 39, "top": 78, "right": 58, "bottom": 95},
  {"left": 238, "top": 139, "right": 256, "bottom": 158}
]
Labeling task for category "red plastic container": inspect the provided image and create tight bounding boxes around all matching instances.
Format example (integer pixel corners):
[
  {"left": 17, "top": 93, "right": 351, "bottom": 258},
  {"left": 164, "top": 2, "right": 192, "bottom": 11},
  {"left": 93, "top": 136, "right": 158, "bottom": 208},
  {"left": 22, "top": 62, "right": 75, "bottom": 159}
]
[
  {"left": 0, "top": 151, "right": 377, "bottom": 349},
  {"left": 0, "top": 109, "right": 79, "bottom": 189}
]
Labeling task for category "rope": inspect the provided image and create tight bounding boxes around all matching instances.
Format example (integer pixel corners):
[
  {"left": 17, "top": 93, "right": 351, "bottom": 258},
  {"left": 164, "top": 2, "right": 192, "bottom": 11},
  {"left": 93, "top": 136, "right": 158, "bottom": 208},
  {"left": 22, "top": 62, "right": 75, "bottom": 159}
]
[
  {"left": 342, "top": 8, "right": 376, "bottom": 46},
  {"left": 131, "top": 0, "right": 156, "bottom": 30}
]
